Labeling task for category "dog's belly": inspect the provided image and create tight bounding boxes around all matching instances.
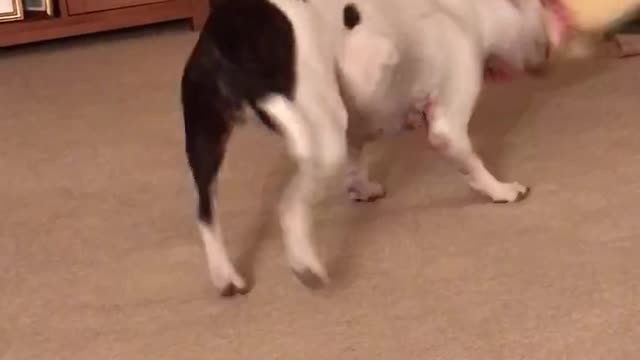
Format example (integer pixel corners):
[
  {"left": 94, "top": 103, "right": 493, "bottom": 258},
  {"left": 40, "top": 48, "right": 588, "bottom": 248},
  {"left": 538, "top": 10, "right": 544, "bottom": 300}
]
[
  {"left": 356, "top": 62, "right": 433, "bottom": 137},
  {"left": 352, "top": 93, "right": 416, "bottom": 137}
]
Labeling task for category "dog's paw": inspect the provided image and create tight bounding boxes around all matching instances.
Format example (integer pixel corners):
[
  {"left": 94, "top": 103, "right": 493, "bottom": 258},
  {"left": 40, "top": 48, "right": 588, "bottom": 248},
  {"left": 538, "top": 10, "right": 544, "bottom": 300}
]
[
  {"left": 292, "top": 268, "right": 328, "bottom": 289},
  {"left": 489, "top": 182, "right": 531, "bottom": 203},
  {"left": 347, "top": 181, "right": 386, "bottom": 202},
  {"left": 288, "top": 254, "right": 329, "bottom": 289},
  {"left": 210, "top": 267, "right": 249, "bottom": 297}
]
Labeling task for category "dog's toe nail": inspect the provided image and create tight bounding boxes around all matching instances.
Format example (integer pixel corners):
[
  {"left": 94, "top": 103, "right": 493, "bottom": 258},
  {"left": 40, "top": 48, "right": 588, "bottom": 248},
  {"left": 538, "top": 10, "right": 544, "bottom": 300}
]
[
  {"left": 235, "top": 285, "right": 251, "bottom": 295},
  {"left": 516, "top": 187, "right": 531, "bottom": 202},
  {"left": 292, "top": 268, "right": 326, "bottom": 289},
  {"left": 348, "top": 188, "right": 386, "bottom": 203},
  {"left": 368, "top": 191, "right": 386, "bottom": 202},
  {"left": 219, "top": 283, "right": 250, "bottom": 297},
  {"left": 220, "top": 284, "right": 237, "bottom": 297},
  {"left": 492, "top": 185, "right": 531, "bottom": 204}
]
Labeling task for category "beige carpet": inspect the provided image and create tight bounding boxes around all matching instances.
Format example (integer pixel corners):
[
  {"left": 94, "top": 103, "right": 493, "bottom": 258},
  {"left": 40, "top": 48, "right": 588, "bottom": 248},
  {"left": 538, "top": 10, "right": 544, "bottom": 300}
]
[{"left": 1, "top": 22, "right": 640, "bottom": 360}]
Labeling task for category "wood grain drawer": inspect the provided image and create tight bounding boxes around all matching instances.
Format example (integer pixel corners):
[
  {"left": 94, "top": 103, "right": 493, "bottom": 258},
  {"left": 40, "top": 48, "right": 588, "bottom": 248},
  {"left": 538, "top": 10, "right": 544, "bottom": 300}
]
[{"left": 66, "top": 0, "right": 170, "bottom": 15}]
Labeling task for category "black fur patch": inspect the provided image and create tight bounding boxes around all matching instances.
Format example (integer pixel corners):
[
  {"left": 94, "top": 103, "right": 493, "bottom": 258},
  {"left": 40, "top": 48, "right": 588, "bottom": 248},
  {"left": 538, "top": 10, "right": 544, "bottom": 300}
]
[
  {"left": 182, "top": 0, "right": 297, "bottom": 132},
  {"left": 181, "top": 0, "right": 297, "bottom": 224},
  {"left": 343, "top": 3, "right": 361, "bottom": 30}
]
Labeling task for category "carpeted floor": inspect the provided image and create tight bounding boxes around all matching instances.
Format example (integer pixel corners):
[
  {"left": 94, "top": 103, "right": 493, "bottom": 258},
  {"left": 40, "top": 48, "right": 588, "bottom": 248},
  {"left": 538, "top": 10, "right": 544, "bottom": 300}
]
[{"left": 1, "top": 22, "right": 640, "bottom": 360}]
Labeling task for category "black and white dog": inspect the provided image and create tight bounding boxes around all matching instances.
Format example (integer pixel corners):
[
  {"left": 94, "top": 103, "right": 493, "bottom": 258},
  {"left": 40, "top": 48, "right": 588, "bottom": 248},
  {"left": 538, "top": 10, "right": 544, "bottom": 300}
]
[{"left": 180, "top": 0, "right": 569, "bottom": 296}]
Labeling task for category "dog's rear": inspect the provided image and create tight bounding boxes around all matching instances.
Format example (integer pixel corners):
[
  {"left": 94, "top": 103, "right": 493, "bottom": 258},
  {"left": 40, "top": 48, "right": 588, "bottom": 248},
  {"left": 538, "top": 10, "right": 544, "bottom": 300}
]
[
  {"left": 181, "top": 0, "right": 300, "bottom": 295},
  {"left": 181, "top": 0, "right": 349, "bottom": 296}
]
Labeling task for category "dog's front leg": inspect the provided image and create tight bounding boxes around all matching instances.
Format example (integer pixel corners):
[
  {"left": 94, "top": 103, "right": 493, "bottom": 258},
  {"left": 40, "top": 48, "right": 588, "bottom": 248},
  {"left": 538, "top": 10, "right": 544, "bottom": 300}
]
[
  {"left": 343, "top": 121, "right": 386, "bottom": 202},
  {"left": 345, "top": 136, "right": 386, "bottom": 202},
  {"left": 427, "top": 58, "right": 530, "bottom": 203}
]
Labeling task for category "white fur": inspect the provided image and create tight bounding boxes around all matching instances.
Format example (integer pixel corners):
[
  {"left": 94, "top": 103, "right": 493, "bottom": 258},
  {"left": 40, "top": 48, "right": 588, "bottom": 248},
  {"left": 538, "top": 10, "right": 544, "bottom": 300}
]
[
  {"left": 252, "top": 0, "right": 348, "bottom": 284},
  {"left": 198, "top": 220, "right": 246, "bottom": 290},
  {"left": 200, "top": 0, "right": 562, "bottom": 290},
  {"left": 333, "top": 0, "right": 561, "bottom": 203}
]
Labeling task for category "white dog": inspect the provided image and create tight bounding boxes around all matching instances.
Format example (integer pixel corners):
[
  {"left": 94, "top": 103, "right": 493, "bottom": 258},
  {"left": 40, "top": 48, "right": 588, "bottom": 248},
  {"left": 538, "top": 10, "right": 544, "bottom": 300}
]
[
  {"left": 337, "top": 0, "right": 569, "bottom": 203},
  {"left": 180, "top": 0, "right": 569, "bottom": 296}
]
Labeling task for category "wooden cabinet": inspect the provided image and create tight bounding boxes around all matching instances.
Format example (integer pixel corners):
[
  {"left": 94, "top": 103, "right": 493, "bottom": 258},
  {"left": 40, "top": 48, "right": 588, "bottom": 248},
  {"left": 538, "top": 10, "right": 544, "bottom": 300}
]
[
  {"left": 0, "top": 0, "right": 209, "bottom": 47},
  {"left": 66, "top": 0, "right": 171, "bottom": 15}
]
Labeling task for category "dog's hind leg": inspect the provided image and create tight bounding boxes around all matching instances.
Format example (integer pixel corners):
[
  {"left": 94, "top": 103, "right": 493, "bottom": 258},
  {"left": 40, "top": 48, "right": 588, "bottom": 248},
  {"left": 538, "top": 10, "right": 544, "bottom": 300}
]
[
  {"left": 183, "top": 94, "right": 248, "bottom": 297},
  {"left": 259, "top": 94, "right": 347, "bottom": 287}
]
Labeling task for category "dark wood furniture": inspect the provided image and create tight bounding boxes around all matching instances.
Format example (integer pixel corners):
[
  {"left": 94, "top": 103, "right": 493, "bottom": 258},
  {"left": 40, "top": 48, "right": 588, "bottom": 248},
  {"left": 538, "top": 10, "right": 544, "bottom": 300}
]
[{"left": 0, "top": 0, "right": 209, "bottom": 47}]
